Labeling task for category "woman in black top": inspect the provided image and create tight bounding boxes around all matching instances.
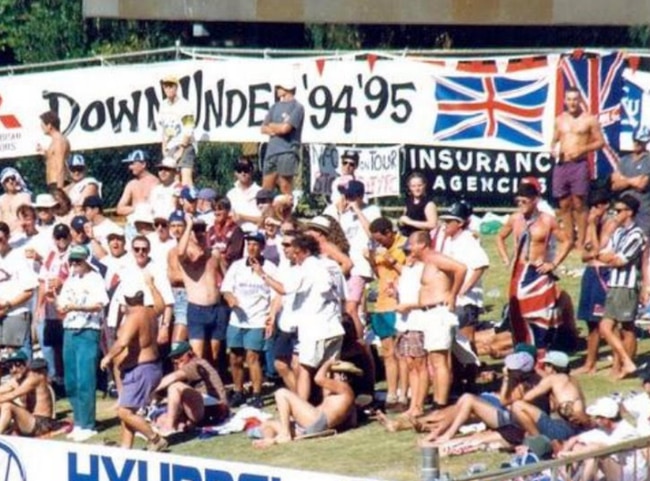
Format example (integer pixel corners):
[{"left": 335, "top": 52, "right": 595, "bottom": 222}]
[{"left": 398, "top": 172, "right": 438, "bottom": 236}]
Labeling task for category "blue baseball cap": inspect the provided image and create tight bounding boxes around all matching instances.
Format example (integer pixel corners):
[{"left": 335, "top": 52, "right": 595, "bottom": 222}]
[
  {"left": 122, "top": 149, "right": 148, "bottom": 163},
  {"left": 181, "top": 186, "right": 198, "bottom": 202},
  {"left": 244, "top": 231, "right": 266, "bottom": 245},
  {"left": 67, "top": 153, "right": 86, "bottom": 168},
  {"left": 168, "top": 210, "right": 185, "bottom": 224},
  {"left": 198, "top": 188, "right": 217, "bottom": 201},
  {"left": 70, "top": 215, "right": 88, "bottom": 232},
  {"left": 342, "top": 180, "right": 365, "bottom": 199}
]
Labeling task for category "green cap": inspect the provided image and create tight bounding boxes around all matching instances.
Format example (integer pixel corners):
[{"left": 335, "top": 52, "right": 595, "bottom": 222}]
[
  {"left": 4, "top": 350, "right": 28, "bottom": 363},
  {"left": 69, "top": 244, "right": 90, "bottom": 261},
  {"left": 168, "top": 341, "right": 191, "bottom": 359}
]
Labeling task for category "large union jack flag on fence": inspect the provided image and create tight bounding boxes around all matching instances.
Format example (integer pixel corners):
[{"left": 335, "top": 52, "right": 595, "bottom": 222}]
[
  {"left": 557, "top": 51, "right": 625, "bottom": 178},
  {"left": 432, "top": 62, "right": 556, "bottom": 152}
]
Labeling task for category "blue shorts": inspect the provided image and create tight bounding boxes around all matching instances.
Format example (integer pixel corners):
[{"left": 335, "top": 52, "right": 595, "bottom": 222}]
[
  {"left": 172, "top": 287, "right": 188, "bottom": 326},
  {"left": 577, "top": 266, "right": 609, "bottom": 323},
  {"left": 118, "top": 361, "right": 162, "bottom": 409},
  {"left": 274, "top": 330, "right": 298, "bottom": 359},
  {"left": 369, "top": 312, "right": 397, "bottom": 339},
  {"left": 226, "top": 325, "right": 265, "bottom": 352},
  {"left": 537, "top": 412, "right": 576, "bottom": 441},
  {"left": 187, "top": 302, "right": 228, "bottom": 342}
]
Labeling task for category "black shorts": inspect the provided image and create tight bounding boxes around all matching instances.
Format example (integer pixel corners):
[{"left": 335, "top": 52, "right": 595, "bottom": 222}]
[{"left": 274, "top": 330, "right": 297, "bottom": 359}]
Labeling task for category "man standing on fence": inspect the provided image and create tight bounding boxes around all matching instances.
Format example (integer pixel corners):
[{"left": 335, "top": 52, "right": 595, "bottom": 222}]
[
  {"left": 261, "top": 74, "right": 304, "bottom": 196},
  {"left": 37, "top": 110, "right": 70, "bottom": 190}
]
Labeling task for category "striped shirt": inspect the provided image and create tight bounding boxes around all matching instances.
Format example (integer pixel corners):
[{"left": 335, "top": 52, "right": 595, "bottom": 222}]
[{"left": 607, "top": 223, "right": 646, "bottom": 289}]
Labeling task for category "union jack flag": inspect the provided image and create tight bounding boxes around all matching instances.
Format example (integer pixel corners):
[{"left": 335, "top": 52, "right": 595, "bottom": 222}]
[
  {"left": 558, "top": 51, "right": 625, "bottom": 177},
  {"left": 433, "top": 70, "right": 552, "bottom": 150}
]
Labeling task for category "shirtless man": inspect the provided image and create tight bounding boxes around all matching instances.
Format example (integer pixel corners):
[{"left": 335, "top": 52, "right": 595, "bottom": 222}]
[
  {"left": 511, "top": 350, "right": 590, "bottom": 442},
  {"left": 496, "top": 182, "right": 572, "bottom": 355},
  {"left": 253, "top": 358, "right": 357, "bottom": 448},
  {"left": 175, "top": 214, "right": 226, "bottom": 365},
  {"left": 408, "top": 230, "right": 466, "bottom": 409},
  {"left": 116, "top": 150, "right": 159, "bottom": 217},
  {"left": 0, "top": 356, "right": 57, "bottom": 436},
  {"left": 37, "top": 111, "right": 70, "bottom": 189},
  {"left": 0, "top": 168, "right": 31, "bottom": 232},
  {"left": 552, "top": 87, "right": 605, "bottom": 249},
  {"left": 100, "top": 274, "right": 167, "bottom": 451}
]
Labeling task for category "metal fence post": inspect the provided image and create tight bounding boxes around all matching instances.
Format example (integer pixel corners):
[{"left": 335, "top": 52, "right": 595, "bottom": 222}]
[{"left": 421, "top": 445, "right": 440, "bottom": 481}]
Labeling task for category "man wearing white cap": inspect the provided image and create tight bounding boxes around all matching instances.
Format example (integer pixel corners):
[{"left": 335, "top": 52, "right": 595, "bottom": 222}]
[
  {"left": 148, "top": 156, "right": 181, "bottom": 217},
  {"left": 261, "top": 74, "right": 304, "bottom": 195},
  {"left": 158, "top": 75, "right": 196, "bottom": 187},
  {"left": 33, "top": 193, "right": 58, "bottom": 232},
  {"left": 116, "top": 150, "right": 159, "bottom": 218},
  {"left": 560, "top": 397, "right": 645, "bottom": 481},
  {"left": 0, "top": 167, "right": 31, "bottom": 232},
  {"left": 64, "top": 153, "right": 101, "bottom": 213}
]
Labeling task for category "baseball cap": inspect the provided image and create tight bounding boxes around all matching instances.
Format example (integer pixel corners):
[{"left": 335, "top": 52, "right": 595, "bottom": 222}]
[
  {"left": 330, "top": 360, "right": 363, "bottom": 376},
  {"left": 335, "top": 174, "right": 354, "bottom": 193},
  {"left": 244, "top": 231, "right": 266, "bottom": 245},
  {"left": 121, "top": 278, "right": 145, "bottom": 299},
  {"left": 33, "top": 193, "right": 57, "bottom": 209},
  {"left": 106, "top": 225, "right": 125, "bottom": 239},
  {"left": 131, "top": 206, "right": 155, "bottom": 225},
  {"left": 122, "top": 150, "right": 148, "bottom": 164},
  {"left": 305, "top": 215, "right": 331, "bottom": 234},
  {"left": 67, "top": 153, "right": 86, "bottom": 168},
  {"left": 634, "top": 128, "right": 650, "bottom": 143},
  {"left": 504, "top": 352, "right": 535, "bottom": 373},
  {"left": 70, "top": 215, "right": 88, "bottom": 232},
  {"left": 157, "top": 157, "right": 177, "bottom": 169},
  {"left": 440, "top": 201, "right": 473, "bottom": 223},
  {"left": 82, "top": 195, "right": 103, "bottom": 209},
  {"left": 168, "top": 341, "right": 191, "bottom": 359},
  {"left": 255, "top": 189, "right": 275, "bottom": 203},
  {"left": 4, "top": 350, "right": 28, "bottom": 363},
  {"left": 516, "top": 182, "right": 539, "bottom": 199},
  {"left": 168, "top": 210, "right": 186, "bottom": 224},
  {"left": 29, "top": 358, "right": 48, "bottom": 371},
  {"left": 69, "top": 244, "right": 90, "bottom": 261},
  {"left": 52, "top": 223, "right": 70, "bottom": 239},
  {"left": 586, "top": 397, "right": 620, "bottom": 419},
  {"left": 180, "top": 186, "right": 198, "bottom": 202},
  {"left": 521, "top": 177, "right": 542, "bottom": 194},
  {"left": 541, "top": 350, "right": 570, "bottom": 369},
  {"left": 342, "top": 180, "right": 365, "bottom": 199},
  {"left": 197, "top": 188, "right": 217, "bottom": 201},
  {"left": 161, "top": 74, "right": 179, "bottom": 85},
  {"left": 341, "top": 149, "right": 360, "bottom": 165}
]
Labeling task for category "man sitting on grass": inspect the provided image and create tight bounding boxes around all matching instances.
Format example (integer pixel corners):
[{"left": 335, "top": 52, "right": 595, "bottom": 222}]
[
  {"left": 0, "top": 355, "right": 58, "bottom": 437},
  {"left": 252, "top": 358, "right": 359, "bottom": 448}
]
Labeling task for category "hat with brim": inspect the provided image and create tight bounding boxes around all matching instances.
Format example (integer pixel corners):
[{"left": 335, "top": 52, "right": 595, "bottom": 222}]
[
  {"left": 33, "top": 193, "right": 58, "bottom": 209},
  {"left": 634, "top": 129, "right": 650, "bottom": 143},
  {"left": 541, "top": 350, "right": 569, "bottom": 369},
  {"left": 131, "top": 206, "right": 155, "bottom": 225},
  {"left": 168, "top": 341, "right": 191, "bottom": 359},
  {"left": 244, "top": 231, "right": 266, "bottom": 246},
  {"left": 69, "top": 244, "right": 90, "bottom": 262},
  {"left": 157, "top": 157, "right": 178, "bottom": 169},
  {"left": 504, "top": 352, "right": 534, "bottom": 373},
  {"left": 161, "top": 74, "right": 179, "bottom": 85},
  {"left": 29, "top": 358, "right": 48, "bottom": 371},
  {"left": 305, "top": 215, "right": 331, "bottom": 235},
  {"left": 586, "top": 397, "right": 619, "bottom": 419},
  {"left": 330, "top": 360, "right": 363, "bottom": 376},
  {"left": 4, "top": 350, "right": 28, "bottom": 363}
]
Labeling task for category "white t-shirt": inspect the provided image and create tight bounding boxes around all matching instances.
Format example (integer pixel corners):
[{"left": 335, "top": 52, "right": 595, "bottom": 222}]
[
  {"left": 158, "top": 97, "right": 195, "bottom": 152},
  {"left": 147, "top": 234, "right": 176, "bottom": 272},
  {"left": 117, "top": 259, "right": 174, "bottom": 308},
  {"left": 67, "top": 177, "right": 102, "bottom": 208},
  {"left": 0, "top": 248, "right": 39, "bottom": 316},
  {"left": 276, "top": 261, "right": 298, "bottom": 333},
  {"left": 148, "top": 182, "right": 178, "bottom": 219},
  {"left": 58, "top": 269, "right": 109, "bottom": 330},
  {"left": 227, "top": 182, "right": 262, "bottom": 233},
  {"left": 396, "top": 261, "right": 424, "bottom": 331},
  {"left": 101, "top": 253, "right": 134, "bottom": 328},
  {"left": 92, "top": 217, "right": 121, "bottom": 250},
  {"left": 284, "top": 256, "right": 344, "bottom": 342},
  {"left": 37, "top": 247, "right": 70, "bottom": 320},
  {"left": 438, "top": 229, "right": 489, "bottom": 308},
  {"left": 222, "top": 258, "right": 277, "bottom": 329}
]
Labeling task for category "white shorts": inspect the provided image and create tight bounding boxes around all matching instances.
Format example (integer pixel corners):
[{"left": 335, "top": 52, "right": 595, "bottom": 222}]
[
  {"left": 299, "top": 335, "right": 343, "bottom": 368},
  {"left": 420, "top": 306, "right": 459, "bottom": 352}
]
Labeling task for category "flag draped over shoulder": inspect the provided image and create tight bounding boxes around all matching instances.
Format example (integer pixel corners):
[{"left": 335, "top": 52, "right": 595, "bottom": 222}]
[
  {"left": 431, "top": 56, "right": 558, "bottom": 152},
  {"left": 557, "top": 51, "right": 626, "bottom": 178}
]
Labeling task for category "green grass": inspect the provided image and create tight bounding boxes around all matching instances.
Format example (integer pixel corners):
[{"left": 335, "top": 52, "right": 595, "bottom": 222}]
[{"left": 53, "top": 234, "right": 649, "bottom": 480}]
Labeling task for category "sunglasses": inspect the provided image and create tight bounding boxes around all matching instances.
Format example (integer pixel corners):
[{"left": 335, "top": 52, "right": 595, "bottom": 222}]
[
  {"left": 154, "top": 221, "right": 169, "bottom": 228},
  {"left": 281, "top": 242, "right": 292, "bottom": 247},
  {"left": 235, "top": 168, "right": 252, "bottom": 174},
  {"left": 54, "top": 234, "right": 69, "bottom": 241},
  {"left": 133, "top": 247, "right": 149, "bottom": 253},
  {"left": 69, "top": 259, "right": 83, "bottom": 265},
  {"left": 614, "top": 207, "right": 630, "bottom": 213},
  {"left": 69, "top": 167, "right": 85, "bottom": 173},
  {"left": 342, "top": 161, "right": 356, "bottom": 167},
  {"left": 256, "top": 199, "right": 272, "bottom": 205},
  {"left": 3, "top": 176, "right": 16, "bottom": 183}
]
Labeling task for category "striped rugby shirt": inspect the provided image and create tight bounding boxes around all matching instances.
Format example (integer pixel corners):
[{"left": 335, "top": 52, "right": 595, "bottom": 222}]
[{"left": 606, "top": 222, "right": 647, "bottom": 289}]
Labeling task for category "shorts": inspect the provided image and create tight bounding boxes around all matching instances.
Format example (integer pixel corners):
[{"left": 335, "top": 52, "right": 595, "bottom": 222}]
[
  {"left": 299, "top": 335, "right": 343, "bottom": 368},
  {"left": 577, "top": 266, "right": 610, "bottom": 322},
  {"left": 172, "top": 288, "right": 188, "bottom": 326},
  {"left": 187, "top": 302, "right": 228, "bottom": 341},
  {"left": 263, "top": 151, "right": 299, "bottom": 177},
  {"left": 537, "top": 412, "right": 577, "bottom": 441},
  {"left": 174, "top": 145, "right": 196, "bottom": 170},
  {"left": 274, "top": 330, "right": 298, "bottom": 359},
  {"left": 296, "top": 411, "right": 328, "bottom": 436},
  {"left": 552, "top": 159, "right": 589, "bottom": 199},
  {"left": 0, "top": 313, "right": 31, "bottom": 347},
  {"left": 421, "top": 306, "right": 459, "bottom": 352},
  {"left": 346, "top": 276, "right": 368, "bottom": 303},
  {"left": 118, "top": 361, "right": 163, "bottom": 409},
  {"left": 396, "top": 331, "right": 426, "bottom": 358},
  {"left": 226, "top": 325, "right": 265, "bottom": 352},
  {"left": 30, "top": 415, "right": 58, "bottom": 437},
  {"left": 604, "top": 286, "right": 639, "bottom": 322},
  {"left": 369, "top": 312, "right": 397, "bottom": 339},
  {"left": 495, "top": 424, "right": 525, "bottom": 446},
  {"left": 455, "top": 305, "right": 480, "bottom": 330}
]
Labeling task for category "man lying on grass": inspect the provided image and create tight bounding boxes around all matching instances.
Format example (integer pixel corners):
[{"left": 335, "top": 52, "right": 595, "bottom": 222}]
[{"left": 252, "top": 358, "right": 359, "bottom": 448}]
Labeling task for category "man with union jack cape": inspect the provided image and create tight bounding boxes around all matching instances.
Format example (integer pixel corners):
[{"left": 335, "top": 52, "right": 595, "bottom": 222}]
[{"left": 496, "top": 182, "right": 572, "bottom": 359}]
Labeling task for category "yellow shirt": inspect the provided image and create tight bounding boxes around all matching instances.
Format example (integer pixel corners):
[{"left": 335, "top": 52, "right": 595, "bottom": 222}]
[{"left": 374, "top": 233, "right": 407, "bottom": 312}]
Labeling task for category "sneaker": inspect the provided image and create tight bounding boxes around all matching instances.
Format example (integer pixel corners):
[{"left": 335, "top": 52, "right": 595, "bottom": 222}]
[
  {"left": 66, "top": 426, "right": 81, "bottom": 440},
  {"left": 146, "top": 435, "right": 169, "bottom": 452},
  {"left": 248, "top": 395, "right": 264, "bottom": 409},
  {"left": 73, "top": 428, "right": 98, "bottom": 442},
  {"left": 229, "top": 391, "right": 246, "bottom": 408}
]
